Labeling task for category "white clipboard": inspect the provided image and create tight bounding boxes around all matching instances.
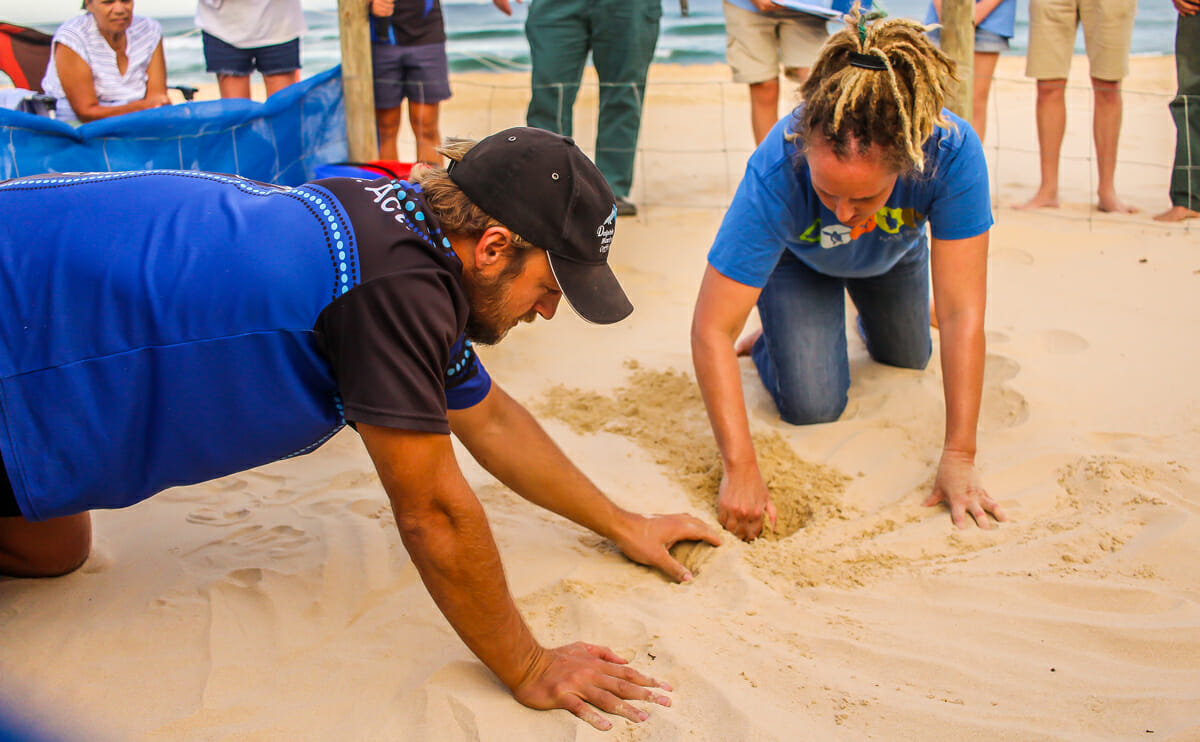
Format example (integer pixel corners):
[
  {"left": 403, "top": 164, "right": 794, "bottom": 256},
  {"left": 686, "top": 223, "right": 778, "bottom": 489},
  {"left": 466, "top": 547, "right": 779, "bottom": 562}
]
[{"left": 769, "top": 0, "right": 844, "bottom": 20}]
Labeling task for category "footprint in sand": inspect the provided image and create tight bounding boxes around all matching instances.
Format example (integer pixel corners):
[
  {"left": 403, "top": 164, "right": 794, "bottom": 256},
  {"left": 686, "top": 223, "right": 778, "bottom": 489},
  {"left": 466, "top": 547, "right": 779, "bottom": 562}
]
[
  {"left": 1038, "top": 329, "right": 1089, "bottom": 355},
  {"left": 980, "top": 353, "right": 1030, "bottom": 431},
  {"left": 986, "top": 330, "right": 1011, "bottom": 345},
  {"left": 186, "top": 506, "right": 254, "bottom": 527},
  {"left": 183, "top": 523, "right": 313, "bottom": 561}
]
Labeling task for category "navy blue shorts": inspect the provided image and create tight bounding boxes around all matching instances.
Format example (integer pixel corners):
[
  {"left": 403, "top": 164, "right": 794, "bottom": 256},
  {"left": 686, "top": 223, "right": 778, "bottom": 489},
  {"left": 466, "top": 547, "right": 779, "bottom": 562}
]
[
  {"left": 202, "top": 31, "right": 302, "bottom": 77},
  {"left": 371, "top": 43, "right": 452, "bottom": 109}
]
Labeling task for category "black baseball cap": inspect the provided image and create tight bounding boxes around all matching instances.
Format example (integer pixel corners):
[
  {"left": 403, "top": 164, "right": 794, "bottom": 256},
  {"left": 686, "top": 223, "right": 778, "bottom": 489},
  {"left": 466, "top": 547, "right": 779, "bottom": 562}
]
[{"left": 447, "top": 126, "right": 634, "bottom": 325}]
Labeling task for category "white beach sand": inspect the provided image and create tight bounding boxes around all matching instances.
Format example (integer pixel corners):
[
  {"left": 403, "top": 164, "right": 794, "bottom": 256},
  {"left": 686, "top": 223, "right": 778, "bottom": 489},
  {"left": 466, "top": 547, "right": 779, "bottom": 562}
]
[{"left": 2, "top": 55, "right": 1198, "bottom": 741}]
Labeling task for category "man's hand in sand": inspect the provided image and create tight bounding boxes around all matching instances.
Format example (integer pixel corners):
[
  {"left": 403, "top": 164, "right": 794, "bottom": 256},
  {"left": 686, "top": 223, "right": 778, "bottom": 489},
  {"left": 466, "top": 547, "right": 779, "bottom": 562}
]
[
  {"left": 514, "top": 642, "right": 673, "bottom": 731},
  {"left": 611, "top": 512, "right": 723, "bottom": 582},
  {"left": 923, "top": 450, "right": 1007, "bottom": 529},
  {"left": 717, "top": 466, "right": 778, "bottom": 540}
]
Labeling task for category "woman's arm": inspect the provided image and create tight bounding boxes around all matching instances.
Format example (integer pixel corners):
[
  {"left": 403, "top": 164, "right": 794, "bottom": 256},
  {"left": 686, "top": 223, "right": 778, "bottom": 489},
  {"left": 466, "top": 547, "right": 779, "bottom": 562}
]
[
  {"left": 927, "top": 231, "right": 1006, "bottom": 528},
  {"left": 54, "top": 41, "right": 169, "bottom": 122},
  {"left": 973, "top": 0, "right": 1006, "bottom": 26},
  {"left": 931, "top": 0, "right": 1006, "bottom": 26},
  {"left": 690, "top": 264, "right": 776, "bottom": 540},
  {"left": 143, "top": 41, "right": 169, "bottom": 103}
]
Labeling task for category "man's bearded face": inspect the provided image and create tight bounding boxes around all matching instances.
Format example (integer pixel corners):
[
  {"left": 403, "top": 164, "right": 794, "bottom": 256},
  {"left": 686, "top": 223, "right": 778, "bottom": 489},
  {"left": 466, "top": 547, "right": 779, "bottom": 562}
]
[{"left": 462, "top": 251, "right": 536, "bottom": 345}]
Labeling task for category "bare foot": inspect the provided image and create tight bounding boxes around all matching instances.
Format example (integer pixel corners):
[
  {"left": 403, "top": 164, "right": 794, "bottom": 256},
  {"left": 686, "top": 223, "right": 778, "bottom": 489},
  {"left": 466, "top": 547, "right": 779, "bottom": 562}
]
[
  {"left": 1152, "top": 205, "right": 1200, "bottom": 222},
  {"left": 734, "top": 328, "right": 762, "bottom": 357},
  {"left": 1014, "top": 189, "right": 1059, "bottom": 210},
  {"left": 1097, "top": 191, "right": 1139, "bottom": 214}
]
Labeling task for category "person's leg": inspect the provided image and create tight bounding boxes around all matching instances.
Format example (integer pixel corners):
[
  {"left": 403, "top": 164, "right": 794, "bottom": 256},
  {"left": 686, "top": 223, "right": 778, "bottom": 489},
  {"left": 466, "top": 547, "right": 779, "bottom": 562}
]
[
  {"left": 263, "top": 71, "right": 299, "bottom": 97},
  {"left": 375, "top": 106, "right": 404, "bottom": 161},
  {"left": 402, "top": 43, "right": 452, "bottom": 166},
  {"left": 723, "top": 1, "right": 788, "bottom": 145},
  {"left": 749, "top": 79, "right": 781, "bottom": 145},
  {"left": 372, "top": 43, "right": 408, "bottom": 161},
  {"left": 0, "top": 514, "right": 92, "bottom": 578},
  {"left": 751, "top": 251, "right": 851, "bottom": 425},
  {"left": 1018, "top": 0, "right": 1076, "bottom": 209},
  {"left": 845, "top": 243, "right": 932, "bottom": 372},
  {"left": 1014, "top": 78, "right": 1067, "bottom": 209},
  {"left": 408, "top": 102, "right": 441, "bottom": 165},
  {"left": 254, "top": 37, "right": 302, "bottom": 98},
  {"left": 777, "top": 12, "right": 825, "bottom": 93},
  {"left": 1091, "top": 77, "right": 1136, "bottom": 213},
  {"left": 972, "top": 51, "right": 1001, "bottom": 143},
  {"left": 1156, "top": 11, "right": 1200, "bottom": 221},
  {"left": 1079, "top": 0, "right": 1137, "bottom": 213},
  {"left": 525, "top": 0, "right": 590, "bottom": 138},
  {"left": 202, "top": 31, "right": 256, "bottom": 99},
  {"left": 588, "top": 0, "right": 661, "bottom": 199},
  {"left": 216, "top": 75, "right": 253, "bottom": 99}
]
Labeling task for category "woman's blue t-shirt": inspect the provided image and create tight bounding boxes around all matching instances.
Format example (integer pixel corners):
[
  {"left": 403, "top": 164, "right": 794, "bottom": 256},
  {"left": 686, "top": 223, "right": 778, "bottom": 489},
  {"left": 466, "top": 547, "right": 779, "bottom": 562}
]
[{"left": 707, "top": 109, "right": 992, "bottom": 287}]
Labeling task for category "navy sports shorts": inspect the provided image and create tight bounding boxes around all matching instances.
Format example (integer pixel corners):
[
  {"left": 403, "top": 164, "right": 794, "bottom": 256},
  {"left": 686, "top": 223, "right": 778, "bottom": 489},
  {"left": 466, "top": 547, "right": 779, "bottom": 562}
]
[
  {"left": 202, "top": 31, "right": 302, "bottom": 77},
  {"left": 371, "top": 42, "right": 452, "bottom": 109}
]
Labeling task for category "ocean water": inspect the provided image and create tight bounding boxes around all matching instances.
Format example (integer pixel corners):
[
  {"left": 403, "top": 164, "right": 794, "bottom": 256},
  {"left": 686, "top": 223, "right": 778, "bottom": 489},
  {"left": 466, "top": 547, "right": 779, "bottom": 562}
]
[{"left": 23, "top": 0, "right": 1180, "bottom": 87}]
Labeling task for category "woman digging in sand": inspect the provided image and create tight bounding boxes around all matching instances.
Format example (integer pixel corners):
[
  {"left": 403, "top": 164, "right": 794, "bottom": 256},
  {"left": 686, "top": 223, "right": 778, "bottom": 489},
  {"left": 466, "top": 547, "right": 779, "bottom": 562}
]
[{"left": 691, "top": 5, "right": 1006, "bottom": 540}]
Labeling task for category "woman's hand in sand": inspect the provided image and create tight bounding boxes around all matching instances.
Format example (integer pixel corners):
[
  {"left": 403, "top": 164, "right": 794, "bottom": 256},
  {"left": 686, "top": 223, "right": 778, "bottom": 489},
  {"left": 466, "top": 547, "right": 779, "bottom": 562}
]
[
  {"left": 923, "top": 450, "right": 1006, "bottom": 529},
  {"left": 611, "top": 512, "right": 723, "bottom": 582},
  {"left": 512, "top": 642, "right": 673, "bottom": 731},
  {"left": 717, "top": 466, "right": 777, "bottom": 540}
]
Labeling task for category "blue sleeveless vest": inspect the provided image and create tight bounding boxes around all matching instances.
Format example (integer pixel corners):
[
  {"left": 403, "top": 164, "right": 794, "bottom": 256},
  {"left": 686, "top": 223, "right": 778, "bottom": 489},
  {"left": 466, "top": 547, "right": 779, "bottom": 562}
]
[{"left": 0, "top": 171, "right": 358, "bottom": 520}]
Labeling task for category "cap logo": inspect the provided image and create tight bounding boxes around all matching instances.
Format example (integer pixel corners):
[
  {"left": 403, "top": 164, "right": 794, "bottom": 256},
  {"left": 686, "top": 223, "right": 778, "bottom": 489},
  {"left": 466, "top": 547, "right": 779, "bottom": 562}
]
[{"left": 595, "top": 205, "right": 616, "bottom": 254}]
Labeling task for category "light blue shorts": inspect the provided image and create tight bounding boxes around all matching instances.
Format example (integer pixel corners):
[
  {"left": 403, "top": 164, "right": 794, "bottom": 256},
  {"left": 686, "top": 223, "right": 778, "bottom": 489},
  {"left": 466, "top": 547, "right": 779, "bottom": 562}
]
[{"left": 927, "top": 27, "right": 1011, "bottom": 54}]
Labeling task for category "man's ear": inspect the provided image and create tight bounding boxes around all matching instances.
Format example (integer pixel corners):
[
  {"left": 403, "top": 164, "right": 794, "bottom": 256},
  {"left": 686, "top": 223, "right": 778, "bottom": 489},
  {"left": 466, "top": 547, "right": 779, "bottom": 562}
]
[{"left": 473, "top": 226, "right": 515, "bottom": 273}]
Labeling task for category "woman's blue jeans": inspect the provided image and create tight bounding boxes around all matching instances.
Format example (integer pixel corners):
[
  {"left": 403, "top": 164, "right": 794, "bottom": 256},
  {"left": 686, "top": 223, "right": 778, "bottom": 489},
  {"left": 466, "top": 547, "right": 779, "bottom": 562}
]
[{"left": 750, "top": 245, "right": 932, "bottom": 425}]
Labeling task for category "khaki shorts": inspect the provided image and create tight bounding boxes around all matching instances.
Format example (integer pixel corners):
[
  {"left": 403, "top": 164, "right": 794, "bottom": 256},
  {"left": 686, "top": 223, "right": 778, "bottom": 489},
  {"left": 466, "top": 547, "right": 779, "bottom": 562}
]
[
  {"left": 1025, "top": 0, "right": 1136, "bottom": 81},
  {"left": 723, "top": 1, "right": 830, "bottom": 85}
]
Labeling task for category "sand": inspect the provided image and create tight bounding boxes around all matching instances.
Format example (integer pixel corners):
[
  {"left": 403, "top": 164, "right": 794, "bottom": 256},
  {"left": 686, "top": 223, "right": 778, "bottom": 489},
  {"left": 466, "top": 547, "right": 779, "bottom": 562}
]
[{"left": 2, "top": 55, "right": 1199, "bottom": 741}]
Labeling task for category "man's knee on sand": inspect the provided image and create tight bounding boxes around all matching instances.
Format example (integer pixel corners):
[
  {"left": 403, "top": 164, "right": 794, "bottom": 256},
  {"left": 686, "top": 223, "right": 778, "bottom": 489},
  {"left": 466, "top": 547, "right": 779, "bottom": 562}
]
[{"left": 0, "top": 512, "right": 92, "bottom": 578}]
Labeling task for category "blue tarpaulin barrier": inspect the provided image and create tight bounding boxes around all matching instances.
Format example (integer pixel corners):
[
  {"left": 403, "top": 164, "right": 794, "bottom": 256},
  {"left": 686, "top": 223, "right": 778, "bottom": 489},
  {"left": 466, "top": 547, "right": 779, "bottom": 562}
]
[{"left": 0, "top": 65, "right": 348, "bottom": 185}]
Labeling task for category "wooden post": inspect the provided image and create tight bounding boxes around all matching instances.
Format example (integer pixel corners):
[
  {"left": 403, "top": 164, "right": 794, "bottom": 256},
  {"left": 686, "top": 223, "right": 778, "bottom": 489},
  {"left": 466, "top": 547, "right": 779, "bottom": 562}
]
[
  {"left": 337, "top": 0, "right": 378, "bottom": 161},
  {"left": 939, "top": 0, "right": 974, "bottom": 124}
]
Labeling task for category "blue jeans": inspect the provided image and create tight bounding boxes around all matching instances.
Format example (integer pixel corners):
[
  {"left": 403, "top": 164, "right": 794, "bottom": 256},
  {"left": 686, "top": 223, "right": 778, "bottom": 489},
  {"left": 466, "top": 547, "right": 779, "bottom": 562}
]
[{"left": 751, "top": 245, "right": 932, "bottom": 425}]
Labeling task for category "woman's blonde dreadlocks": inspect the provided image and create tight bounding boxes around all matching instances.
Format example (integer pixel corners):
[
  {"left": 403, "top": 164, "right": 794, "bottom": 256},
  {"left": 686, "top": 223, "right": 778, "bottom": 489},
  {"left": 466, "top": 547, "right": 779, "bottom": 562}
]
[{"left": 792, "top": 3, "right": 956, "bottom": 174}]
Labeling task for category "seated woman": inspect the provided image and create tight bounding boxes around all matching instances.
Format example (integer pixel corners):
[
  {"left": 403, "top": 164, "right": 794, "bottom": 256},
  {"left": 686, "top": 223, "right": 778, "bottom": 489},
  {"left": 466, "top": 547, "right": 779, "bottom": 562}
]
[
  {"left": 691, "top": 5, "right": 1006, "bottom": 540},
  {"left": 40, "top": 0, "right": 170, "bottom": 123}
]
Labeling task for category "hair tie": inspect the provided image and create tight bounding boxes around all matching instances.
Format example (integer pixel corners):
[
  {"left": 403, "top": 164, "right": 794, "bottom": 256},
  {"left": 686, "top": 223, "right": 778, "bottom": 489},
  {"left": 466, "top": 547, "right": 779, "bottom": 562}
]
[{"left": 849, "top": 51, "right": 888, "bottom": 71}]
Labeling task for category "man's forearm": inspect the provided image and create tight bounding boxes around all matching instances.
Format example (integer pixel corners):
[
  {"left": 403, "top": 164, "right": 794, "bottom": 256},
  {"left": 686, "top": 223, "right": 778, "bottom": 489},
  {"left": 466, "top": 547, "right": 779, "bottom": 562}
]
[
  {"left": 391, "top": 476, "right": 545, "bottom": 690},
  {"left": 451, "top": 386, "right": 631, "bottom": 541}
]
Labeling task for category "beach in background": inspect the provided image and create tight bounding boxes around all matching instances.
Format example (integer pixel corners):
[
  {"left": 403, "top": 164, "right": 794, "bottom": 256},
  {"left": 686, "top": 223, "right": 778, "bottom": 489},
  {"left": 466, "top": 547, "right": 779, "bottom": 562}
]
[{"left": 12, "top": 0, "right": 1181, "bottom": 86}]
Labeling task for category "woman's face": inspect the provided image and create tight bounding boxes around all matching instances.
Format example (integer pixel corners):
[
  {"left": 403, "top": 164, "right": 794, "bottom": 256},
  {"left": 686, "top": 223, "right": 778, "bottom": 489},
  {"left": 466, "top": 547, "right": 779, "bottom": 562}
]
[
  {"left": 805, "top": 137, "right": 900, "bottom": 228},
  {"left": 86, "top": 0, "right": 135, "bottom": 34}
]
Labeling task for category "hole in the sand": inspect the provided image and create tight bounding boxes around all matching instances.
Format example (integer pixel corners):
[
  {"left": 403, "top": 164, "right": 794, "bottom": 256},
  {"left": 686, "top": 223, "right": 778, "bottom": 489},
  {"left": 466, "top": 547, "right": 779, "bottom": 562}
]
[{"left": 537, "top": 363, "right": 851, "bottom": 541}]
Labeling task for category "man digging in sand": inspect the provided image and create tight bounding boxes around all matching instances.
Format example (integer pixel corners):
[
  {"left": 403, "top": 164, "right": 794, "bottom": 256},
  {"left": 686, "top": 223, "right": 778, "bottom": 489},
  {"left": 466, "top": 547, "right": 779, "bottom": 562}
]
[{"left": 0, "top": 127, "right": 721, "bottom": 731}]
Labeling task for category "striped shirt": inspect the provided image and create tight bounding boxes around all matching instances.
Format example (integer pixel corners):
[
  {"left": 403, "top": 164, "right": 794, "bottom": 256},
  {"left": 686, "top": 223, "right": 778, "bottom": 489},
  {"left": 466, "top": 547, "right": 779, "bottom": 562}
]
[{"left": 40, "top": 13, "right": 163, "bottom": 122}]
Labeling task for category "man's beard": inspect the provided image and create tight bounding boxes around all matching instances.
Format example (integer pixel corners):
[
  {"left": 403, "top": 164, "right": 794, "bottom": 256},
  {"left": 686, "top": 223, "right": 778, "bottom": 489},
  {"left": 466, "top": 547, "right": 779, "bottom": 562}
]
[{"left": 463, "top": 260, "right": 536, "bottom": 346}]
